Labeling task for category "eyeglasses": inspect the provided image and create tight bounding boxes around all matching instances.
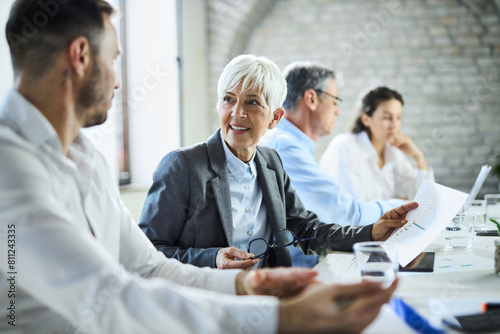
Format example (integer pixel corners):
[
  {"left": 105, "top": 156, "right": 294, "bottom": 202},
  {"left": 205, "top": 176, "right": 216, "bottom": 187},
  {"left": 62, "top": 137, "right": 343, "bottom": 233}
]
[
  {"left": 315, "top": 89, "right": 343, "bottom": 107},
  {"left": 247, "top": 228, "right": 318, "bottom": 259}
]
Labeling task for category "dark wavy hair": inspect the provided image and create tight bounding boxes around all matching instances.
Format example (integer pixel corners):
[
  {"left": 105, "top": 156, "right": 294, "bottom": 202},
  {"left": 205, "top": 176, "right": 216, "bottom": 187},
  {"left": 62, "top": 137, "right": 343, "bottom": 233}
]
[{"left": 351, "top": 86, "right": 404, "bottom": 134}]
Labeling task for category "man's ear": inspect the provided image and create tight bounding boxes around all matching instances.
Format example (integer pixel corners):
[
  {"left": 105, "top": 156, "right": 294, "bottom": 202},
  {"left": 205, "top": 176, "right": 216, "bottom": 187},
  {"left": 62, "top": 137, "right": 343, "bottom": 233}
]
[
  {"left": 68, "top": 37, "right": 91, "bottom": 78},
  {"left": 303, "top": 88, "right": 319, "bottom": 111},
  {"left": 268, "top": 108, "right": 285, "bottom": 129}
]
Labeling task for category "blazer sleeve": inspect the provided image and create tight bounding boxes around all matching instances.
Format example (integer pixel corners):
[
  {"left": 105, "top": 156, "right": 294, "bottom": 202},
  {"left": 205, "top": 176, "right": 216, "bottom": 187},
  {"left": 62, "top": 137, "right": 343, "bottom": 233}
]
[
  {"left": 139, "top": 150, "right": 219, "bottom": 268},
  {"left": 269, "top": 150, "right": 374, "bottom": 254}
]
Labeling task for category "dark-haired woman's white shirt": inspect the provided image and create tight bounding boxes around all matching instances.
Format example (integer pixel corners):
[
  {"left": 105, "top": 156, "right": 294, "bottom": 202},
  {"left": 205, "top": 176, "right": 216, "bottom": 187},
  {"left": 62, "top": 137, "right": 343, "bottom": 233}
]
[{"left": 319, "top": 131, "right": 434, "bottom": 201}]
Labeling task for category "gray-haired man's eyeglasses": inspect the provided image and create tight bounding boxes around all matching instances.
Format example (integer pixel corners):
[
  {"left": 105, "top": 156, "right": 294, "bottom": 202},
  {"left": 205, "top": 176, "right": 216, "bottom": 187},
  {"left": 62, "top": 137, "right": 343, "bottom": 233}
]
[
  {"left": 247, "top": 228, "right": 318, "bottom": 259},
  {"left": 314, "top": 89, "right": 343, "bottom": 107}
]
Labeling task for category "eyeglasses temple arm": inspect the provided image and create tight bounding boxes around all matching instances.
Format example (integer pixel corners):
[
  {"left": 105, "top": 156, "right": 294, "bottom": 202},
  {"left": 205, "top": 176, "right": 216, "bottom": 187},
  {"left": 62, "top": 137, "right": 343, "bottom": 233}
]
[{"left": 295, "top": 227, "right": 318, "bottom": 243}]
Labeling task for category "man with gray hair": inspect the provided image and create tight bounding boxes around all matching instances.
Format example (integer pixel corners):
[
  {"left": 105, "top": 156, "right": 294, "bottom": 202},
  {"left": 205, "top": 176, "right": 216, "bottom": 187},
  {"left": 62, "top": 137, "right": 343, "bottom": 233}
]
[{"left": 261, "top": 62, "right": 406, "bottom": 267}]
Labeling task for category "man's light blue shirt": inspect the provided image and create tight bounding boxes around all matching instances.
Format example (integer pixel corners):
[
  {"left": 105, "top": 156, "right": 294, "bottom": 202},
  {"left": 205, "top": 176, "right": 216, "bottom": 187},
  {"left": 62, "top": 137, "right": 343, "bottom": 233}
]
[
  {"left": 220, "top": 133, "right": 270, "bottom": 267},
  {"left": 262, "top": 118, "right": 405, "bottom": 225},
  {"left": 261, "top": 118, "right": 405, "bottom": 266}
]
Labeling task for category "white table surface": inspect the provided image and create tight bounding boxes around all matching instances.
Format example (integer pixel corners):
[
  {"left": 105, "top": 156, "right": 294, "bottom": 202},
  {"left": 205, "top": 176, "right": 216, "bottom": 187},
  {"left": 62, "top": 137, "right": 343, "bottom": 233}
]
[{"left": 314, "top": 233, "right": 500, "bottom": 334}]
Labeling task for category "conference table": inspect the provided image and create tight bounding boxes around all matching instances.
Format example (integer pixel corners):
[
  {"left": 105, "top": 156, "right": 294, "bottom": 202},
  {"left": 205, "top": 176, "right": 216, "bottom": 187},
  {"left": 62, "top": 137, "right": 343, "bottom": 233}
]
[{"left": 314, "top": 230, "right": 500, "bottom": 333}]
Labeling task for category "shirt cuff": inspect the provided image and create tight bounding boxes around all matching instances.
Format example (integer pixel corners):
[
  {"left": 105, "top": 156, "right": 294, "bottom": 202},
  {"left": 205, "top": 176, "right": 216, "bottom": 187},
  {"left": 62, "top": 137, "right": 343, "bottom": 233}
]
[
  {"left": 206, "top": 269, "right": 280, "bottom": 333},
  {"left": 205, "top": 268, "right": 242, "bottom": 294},
  {"left": 377, "top": 198, "right": 406, "bottom": 214},
  {"left": 229, "top": 295, "right": 280, "bottom": 334}
]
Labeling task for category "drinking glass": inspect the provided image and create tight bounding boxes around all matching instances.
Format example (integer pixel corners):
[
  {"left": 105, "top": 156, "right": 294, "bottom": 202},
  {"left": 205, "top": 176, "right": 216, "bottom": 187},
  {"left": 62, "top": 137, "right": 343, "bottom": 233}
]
[
  {"left": 444, "top": 213, "right": 475, "bottom": 250},
  {"left": 353, "top": 241, "right": 398, "bottom": 288},
  {"left": 466, "top": 199, "right": 486, "bottom": 231},
  {"left": 485, "top": 194, "right": 500, "bottom": 220}
]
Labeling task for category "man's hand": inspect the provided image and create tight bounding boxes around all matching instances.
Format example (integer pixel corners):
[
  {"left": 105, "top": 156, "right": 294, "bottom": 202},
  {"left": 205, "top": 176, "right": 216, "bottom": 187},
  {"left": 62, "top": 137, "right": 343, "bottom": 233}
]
[
  {"left": 236, "top": 267, "right": 318, "bottom": 298},
  {"left": 278, "top": 279, "right": 398, "bottom": 334},
  {"left": 372, "top": 202, "right": 419, "bottom": 241},
  {"left": 216, "top": 247, "right": 258, "bottom": 269}
]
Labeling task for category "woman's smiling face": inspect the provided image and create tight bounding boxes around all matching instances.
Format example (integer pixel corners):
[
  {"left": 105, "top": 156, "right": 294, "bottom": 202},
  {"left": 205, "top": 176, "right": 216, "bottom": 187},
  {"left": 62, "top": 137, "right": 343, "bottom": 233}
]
[{"left": 218, "top": 82, "right": 281, "bottom": 162}]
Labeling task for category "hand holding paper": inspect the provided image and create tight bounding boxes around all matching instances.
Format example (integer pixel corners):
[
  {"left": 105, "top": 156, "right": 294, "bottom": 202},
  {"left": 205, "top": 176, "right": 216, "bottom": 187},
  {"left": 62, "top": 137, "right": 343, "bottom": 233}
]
[
  {"left": 371, "top": 202, "right": 419, "bottom": 241},
  {"left": 384, "top": 180, "right": 469, "bottom": 267}
]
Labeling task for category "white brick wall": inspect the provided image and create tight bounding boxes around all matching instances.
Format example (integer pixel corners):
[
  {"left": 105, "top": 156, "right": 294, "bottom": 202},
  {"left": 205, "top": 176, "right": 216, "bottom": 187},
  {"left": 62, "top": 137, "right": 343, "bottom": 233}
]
[{"left": 207, "top": 0, "right": 500, "bottom": 197}]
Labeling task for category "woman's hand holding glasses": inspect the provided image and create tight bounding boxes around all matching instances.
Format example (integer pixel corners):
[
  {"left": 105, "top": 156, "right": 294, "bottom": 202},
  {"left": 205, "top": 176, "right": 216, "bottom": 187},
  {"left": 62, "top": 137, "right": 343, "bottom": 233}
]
[{"left": 216, "top": 246, "right": 259, "bottom": 269}]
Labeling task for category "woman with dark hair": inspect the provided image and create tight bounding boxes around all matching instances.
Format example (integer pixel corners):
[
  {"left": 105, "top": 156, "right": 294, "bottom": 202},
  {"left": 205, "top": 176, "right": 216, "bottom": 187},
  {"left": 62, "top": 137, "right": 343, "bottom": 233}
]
[{"left": 319, "top": 86, "right": 434, "bottom": 201}]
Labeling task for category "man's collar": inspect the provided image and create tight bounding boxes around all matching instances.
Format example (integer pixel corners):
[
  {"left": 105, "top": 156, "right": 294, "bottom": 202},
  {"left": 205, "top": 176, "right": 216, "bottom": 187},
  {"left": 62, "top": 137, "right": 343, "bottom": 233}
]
[
  {"left": 0, "top": 89, "right": 63, "bottom": 153},
  {"left": 278, "top": 117, "right": 315, "bottom": 153},
  {"left": 0, "top": 89, "right": 95, "bottom": 162}
]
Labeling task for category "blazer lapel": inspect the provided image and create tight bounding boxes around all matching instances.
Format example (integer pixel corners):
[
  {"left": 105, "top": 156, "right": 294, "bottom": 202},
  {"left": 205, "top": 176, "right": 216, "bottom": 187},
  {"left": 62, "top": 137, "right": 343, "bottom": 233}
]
[
  {"left": 206, "top": 130, "right": 234, "bottom": 245},
  {"left": 254, "top": 148, "right": 284, "bottom": 233}
]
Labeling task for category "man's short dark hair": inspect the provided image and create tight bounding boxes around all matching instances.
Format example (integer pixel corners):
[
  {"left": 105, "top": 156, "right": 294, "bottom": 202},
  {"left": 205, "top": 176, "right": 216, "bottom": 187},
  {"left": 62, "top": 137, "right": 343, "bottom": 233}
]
[
  {"left": 282, "top": 62, "right": 336, "bottom": 112},
  {"left": 6, "top": 0, "right": 115, "bottom": 78}
]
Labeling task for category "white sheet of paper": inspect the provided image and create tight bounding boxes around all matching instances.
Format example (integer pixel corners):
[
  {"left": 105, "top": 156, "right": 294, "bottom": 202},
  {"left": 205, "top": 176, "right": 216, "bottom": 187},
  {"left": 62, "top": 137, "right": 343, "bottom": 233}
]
[{"left": 384, "top": 180, "right": 468, "bottom": 267}]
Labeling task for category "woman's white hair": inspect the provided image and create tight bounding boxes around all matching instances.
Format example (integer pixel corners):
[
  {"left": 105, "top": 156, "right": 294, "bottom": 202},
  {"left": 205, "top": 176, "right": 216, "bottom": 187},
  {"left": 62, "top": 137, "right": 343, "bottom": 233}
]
[{"left": 217, "top": 54, "right": 287, "bottom": 113}]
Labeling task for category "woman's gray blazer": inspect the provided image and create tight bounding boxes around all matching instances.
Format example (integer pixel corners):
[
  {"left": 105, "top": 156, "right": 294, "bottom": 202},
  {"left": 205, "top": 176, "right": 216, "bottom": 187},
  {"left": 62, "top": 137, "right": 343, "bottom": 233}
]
[{"left": 139, "top": 130, "right": 373, "bottom": 268}]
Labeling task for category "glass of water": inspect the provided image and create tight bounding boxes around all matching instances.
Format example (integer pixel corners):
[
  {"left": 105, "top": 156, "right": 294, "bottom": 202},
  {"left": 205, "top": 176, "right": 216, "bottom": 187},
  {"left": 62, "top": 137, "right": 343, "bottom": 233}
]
[
  {"left": 444, "top": 213, "right": 475, "bottom": 250},
  {"left": 485, "top": 194, "right": 500, "bottom": 220},
  {"left": 466, "top": 199, "right": 487, "bottom": 231},
  {"left": 353, "top": 241, "right": 398, "bottom": 288}
]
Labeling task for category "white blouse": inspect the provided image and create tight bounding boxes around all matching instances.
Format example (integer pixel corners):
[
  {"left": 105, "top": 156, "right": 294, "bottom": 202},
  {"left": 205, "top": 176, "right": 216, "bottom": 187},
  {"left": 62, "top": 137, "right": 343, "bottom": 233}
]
[{"left": 319, "top": 131, "right": 434, "bottom": 202}]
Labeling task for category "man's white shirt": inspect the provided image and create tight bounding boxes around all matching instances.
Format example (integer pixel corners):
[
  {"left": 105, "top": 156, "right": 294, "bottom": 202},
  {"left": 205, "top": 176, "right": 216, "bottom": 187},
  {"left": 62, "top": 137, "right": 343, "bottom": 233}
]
[{"left": 0, "top": 89, "right": 278, "bottom": 334}]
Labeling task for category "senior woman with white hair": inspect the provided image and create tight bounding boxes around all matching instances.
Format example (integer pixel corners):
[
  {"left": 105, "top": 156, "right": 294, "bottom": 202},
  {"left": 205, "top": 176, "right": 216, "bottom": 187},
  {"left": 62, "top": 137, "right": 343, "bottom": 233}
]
[{"left": 139, "top": 54, "right": 417, "bottom": 269}]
